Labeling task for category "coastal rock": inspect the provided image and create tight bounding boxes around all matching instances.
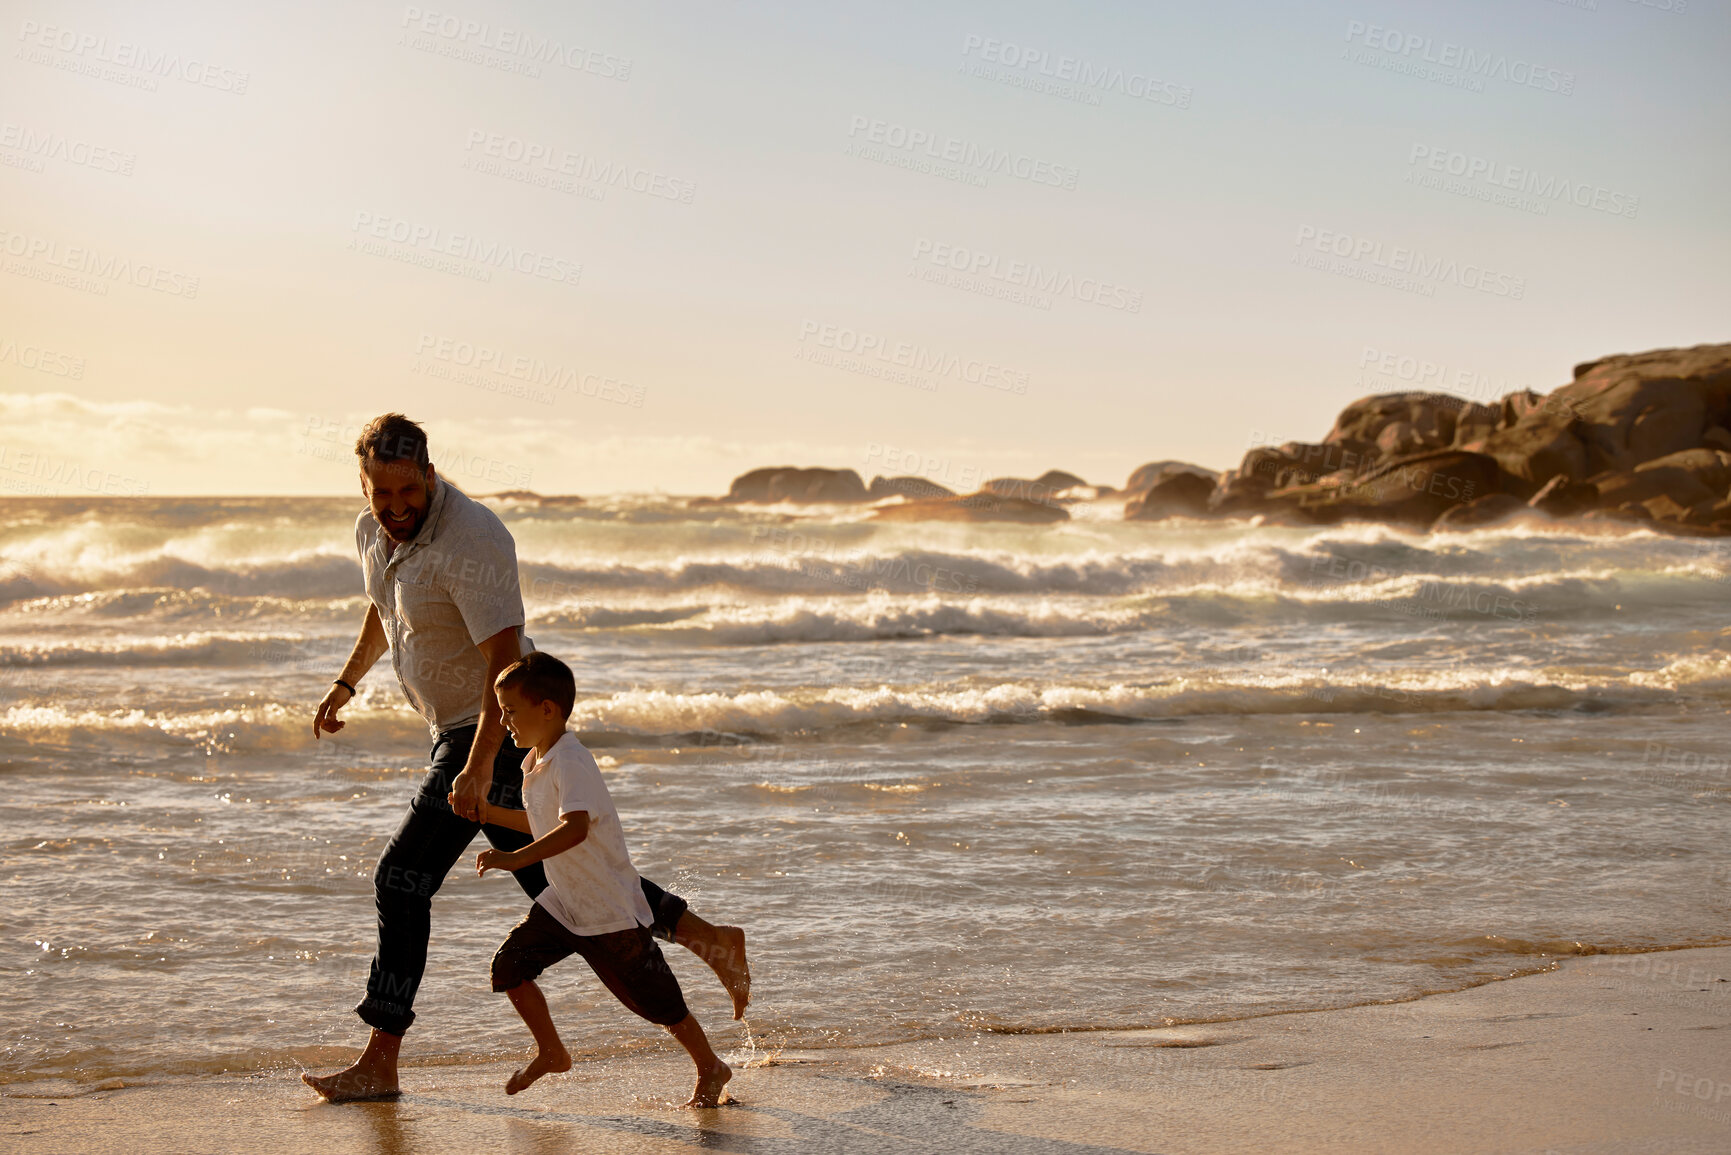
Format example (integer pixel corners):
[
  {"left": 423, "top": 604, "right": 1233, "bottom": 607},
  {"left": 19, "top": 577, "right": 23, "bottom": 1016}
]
[
  {"left": 1034, "top": 469, "right": 1088, "bottom": 491},
  {"left": 1253, "top": 449, "right": 1508, "bottom": 528},
  {"left": 1550, "top": 344, "right": 1731, "bottom": 475},
  {"left": 1122, "top": 460, "right": 1219, "bottom": 498},
  {"left": 868, "top": 475, "right": 957, "bottom": 500},
  {"left": 1636, "top": 447, "right": 1731, "bottom": 496},
  {"left": 1326, "top": 393, "right": 1494, "bottom": 457},
  {"left": 1124, "top": 471, "right": 1216, "bottom": 520},
  {"left": 1167, "top": 342, "right": 1731, "bottom": 533},
  {"left": 871, "top": 492, "right": 1071, "bottom": 524},
  {"left": 725, "top": 467, "right": 869, "bottom": 503},
  {"left": 1589, "top": 466, "right": 1715, "bottom": 514},
  {"left": 481, "top": 490, "right": 585, "bottom": 507},
  {"left": 1344, "top": 450, "right": 1509, "bottom": 525},
  {"left": 1469, "top": 404, "right": 1588, "bottom": 489},
  {"left": 980, "top": 471, "right": 1088, "bottom": 506},
  {"left": 1527, "top": 474, "right": 1598, "bottom": 518}
]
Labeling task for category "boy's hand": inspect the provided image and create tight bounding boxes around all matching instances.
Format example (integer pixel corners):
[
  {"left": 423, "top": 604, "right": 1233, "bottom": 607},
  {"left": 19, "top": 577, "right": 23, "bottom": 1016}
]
[
  {"left": 449, "top": 767, "right": 489, "bottom": 822},
  {"left": 476, "top": 848, "right": 517, "bottom": 877},
  {"left": 449, "top": 793, "right": 486, "bottom": 824}
]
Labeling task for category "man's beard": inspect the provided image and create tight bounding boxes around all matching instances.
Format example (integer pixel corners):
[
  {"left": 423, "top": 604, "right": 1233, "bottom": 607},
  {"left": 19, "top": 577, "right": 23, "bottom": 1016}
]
[{"left": 378, "top": 492, "right": 431, "bottom": 541}]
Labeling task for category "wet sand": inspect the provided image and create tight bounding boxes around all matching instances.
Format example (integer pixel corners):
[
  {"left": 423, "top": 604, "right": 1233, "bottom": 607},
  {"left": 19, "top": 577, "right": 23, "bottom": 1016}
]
[{"left": 6, "top": 946, "right": 1729, "bottom": 1154}]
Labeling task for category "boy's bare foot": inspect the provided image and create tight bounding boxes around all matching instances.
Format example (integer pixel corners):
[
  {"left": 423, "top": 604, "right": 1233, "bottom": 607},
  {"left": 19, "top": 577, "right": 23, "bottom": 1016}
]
[
  {"left": 708, "top": 926, "right": 750, "bottom": 1019},
  {"left": 686, "top": 1060, "right": 732, "bottom": 1108},
  {"left": 301, "top": 1063, "right": 401, "bottom": 1103},
  {"left": 505, "top": 1044, "right": 572, "bottom": 1095}
]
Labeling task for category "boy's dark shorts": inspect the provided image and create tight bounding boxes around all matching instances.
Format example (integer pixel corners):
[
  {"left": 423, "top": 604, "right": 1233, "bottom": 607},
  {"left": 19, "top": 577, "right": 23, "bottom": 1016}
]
[{"left": 491, "top": 903, "right": 690, "bottom": 1027}]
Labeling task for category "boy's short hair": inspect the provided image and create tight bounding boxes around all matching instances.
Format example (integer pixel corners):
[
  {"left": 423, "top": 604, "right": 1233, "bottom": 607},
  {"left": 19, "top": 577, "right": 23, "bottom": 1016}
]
[{"left": 495, "top": 651, "right": 576, "bottom": 720}]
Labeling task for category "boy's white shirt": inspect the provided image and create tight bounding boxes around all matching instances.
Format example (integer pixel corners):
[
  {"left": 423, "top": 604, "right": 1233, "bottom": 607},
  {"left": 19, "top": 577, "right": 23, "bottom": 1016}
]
[{"left": 519, "top": 730, "right": 654, "bottom": 936}]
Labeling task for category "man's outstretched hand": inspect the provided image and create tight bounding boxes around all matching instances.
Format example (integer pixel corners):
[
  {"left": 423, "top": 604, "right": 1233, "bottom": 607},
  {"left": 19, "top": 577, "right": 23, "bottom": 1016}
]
[{"left": 313, "top": 683, "right": 352, "bottom": 740}]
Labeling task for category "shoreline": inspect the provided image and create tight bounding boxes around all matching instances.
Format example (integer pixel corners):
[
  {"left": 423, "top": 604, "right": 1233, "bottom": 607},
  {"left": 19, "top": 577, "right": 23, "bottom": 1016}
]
[
  {"left": 8, "top": 939, "right": 1724, "bottom": 1093},
  {"left": 7, "top": 945, "right": 1729, "bottom": 1153}
]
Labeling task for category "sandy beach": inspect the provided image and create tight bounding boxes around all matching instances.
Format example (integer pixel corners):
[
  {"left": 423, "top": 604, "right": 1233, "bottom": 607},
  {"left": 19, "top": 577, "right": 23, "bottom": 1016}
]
[{"left": 6, "top": 945, "right": 1727, "bottom": 1154}]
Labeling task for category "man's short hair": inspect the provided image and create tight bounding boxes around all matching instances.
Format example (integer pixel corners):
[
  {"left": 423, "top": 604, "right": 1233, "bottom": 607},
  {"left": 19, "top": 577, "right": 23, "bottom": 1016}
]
[
  {"left": 495, "top": 651, "right": 576, "bottom": 720},
  {"left": 355, "top": 413, "right": 430, "bottom": 469}
]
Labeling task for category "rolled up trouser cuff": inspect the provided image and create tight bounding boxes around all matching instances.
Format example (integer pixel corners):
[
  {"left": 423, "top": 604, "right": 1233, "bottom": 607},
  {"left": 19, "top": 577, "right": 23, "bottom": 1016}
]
[
  {"left": 355, "top": 997, "right": 414, "bottom": 1037},
  {"left": 640, "top": 876, "right": 688, "bottom": 943}
]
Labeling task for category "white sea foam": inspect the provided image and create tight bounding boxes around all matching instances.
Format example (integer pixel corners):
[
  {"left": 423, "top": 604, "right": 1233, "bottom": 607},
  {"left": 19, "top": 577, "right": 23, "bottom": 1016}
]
[{"left": 1, "top": 666, "right": 1712, "bottom": 751}]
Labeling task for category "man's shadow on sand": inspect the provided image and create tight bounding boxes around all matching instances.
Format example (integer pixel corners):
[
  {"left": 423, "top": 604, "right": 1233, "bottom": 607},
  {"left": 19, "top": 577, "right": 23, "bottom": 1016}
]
[{"left": 401, "top": 1078, "right": 1154, "bottom": 1154}]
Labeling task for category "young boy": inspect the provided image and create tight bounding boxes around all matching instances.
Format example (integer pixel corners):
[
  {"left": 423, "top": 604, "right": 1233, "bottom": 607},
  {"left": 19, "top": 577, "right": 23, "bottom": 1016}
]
[{"left": 461, "top": 651, "right": 732, "bottom": 1107}]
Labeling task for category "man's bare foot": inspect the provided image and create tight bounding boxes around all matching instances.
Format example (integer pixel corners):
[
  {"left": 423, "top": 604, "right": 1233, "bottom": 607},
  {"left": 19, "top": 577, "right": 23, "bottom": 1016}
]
[
  {"left": 707, "top": 926, "right": 750, "bottom": 1020},
  {"left": 302, "top": 1063, "right": 401, "bottom": 1103},
  {"left": 686, "top": 1060, "right": 732, "bottom": 1108},
  {"left": 504, "top": 1044, "right": 572, "bottom": 1095}
]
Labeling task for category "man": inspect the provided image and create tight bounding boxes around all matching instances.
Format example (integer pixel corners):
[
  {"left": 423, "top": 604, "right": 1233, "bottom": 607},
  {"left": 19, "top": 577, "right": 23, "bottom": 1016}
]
[{"left": 303, "top": 414, "right": 749, "bottom": 1103}]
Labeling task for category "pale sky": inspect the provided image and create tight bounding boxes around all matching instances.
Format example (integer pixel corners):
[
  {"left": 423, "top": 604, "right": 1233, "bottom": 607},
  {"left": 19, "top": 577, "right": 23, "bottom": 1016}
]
[{"left": 1, "top": 0, "right": 1726, "bottom": 496}]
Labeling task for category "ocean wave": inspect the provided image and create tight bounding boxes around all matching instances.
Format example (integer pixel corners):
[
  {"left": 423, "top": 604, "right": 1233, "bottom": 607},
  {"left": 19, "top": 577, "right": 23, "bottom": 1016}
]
[
  {"left": 0, "top": 571, "right": 1714, "bottom": 658},
  {"left": 0, "top": 632, "right": 331, "bottom": 669},
  {"left": 0, "top": 552, "right": 363, "bottom": 602},
  {"left": 0, "top": 700, "right": 428, "bottom": 754},
  {"left": 536, "top": 596, "right": 1150, "bottom": 641},
  {"left": 5, "top": 666, "right": 1721, "bottom": 752},
  {"left": 2, "top": 514, "right": 1726, "bottom": 608}
]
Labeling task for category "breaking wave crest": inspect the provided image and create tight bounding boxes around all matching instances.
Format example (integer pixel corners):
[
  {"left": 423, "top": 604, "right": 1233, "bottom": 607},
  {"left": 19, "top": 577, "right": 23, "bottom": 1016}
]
[{"left": 7, "top": 661, "right": 1729, "bottom": 752}]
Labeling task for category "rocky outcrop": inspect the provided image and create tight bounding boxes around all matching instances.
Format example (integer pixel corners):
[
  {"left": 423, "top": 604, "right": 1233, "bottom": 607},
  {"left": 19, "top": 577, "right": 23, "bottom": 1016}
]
[
  {"left": 1127, "top": 342, "right": 1731, "bottom": 533},
  {"left": 868, "top": 475, "right": 956, "bottom": 500},
  {"left": 1122, "top": 460, "right": 1218, "bottom": 499},
  {"left": 710, "top": 344, "right": 1731, "bottom": 532},
  {"left": 481, "top": 490, "right": 585, "bottom": 507},
  {"left": 1124, "top": 471, "right": 1215, "bottom": 519},
  {"left": 723, "top": 467, "right": 869, "bottom": 503},
  {"left": 871, "top": 492, "right": 1071, "bottom": 524},
  {"left": 981, "top": 470, "right": 1092, "bottom": 506}
]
